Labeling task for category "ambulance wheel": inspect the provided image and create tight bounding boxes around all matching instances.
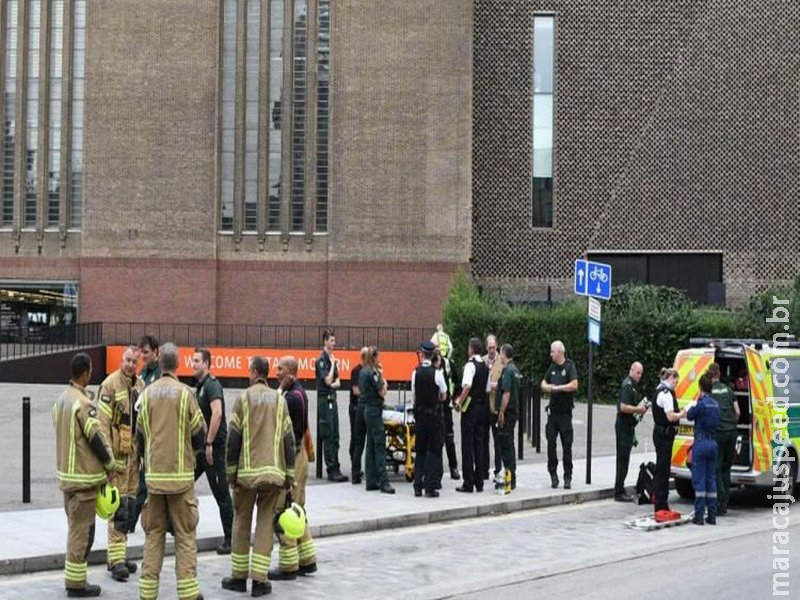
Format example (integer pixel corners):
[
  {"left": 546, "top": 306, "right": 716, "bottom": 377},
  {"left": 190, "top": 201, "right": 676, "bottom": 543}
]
[{"left": 675, "top": 477, "right": 695, "bottom": 500}]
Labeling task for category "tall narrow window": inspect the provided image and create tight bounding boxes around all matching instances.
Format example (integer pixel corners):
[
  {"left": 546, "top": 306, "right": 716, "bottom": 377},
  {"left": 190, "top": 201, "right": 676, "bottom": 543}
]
[
  {"left": 267, "top": 0, "right": 282, "bottom": 232},
  {"left": 47, "top": 0, "right": 64, "bottom": 228},
  {"left": 24, "top": 0, "right": 40, "bottom": 227},
  {"left": 69, "top": 0, "right": 85, "bottom": 229},
  {"left": 315, "top": 0, "right": 329, "bottom": 232},
  {"left": 532, "top": 15, "right": 554, "bottom": 228},
  {"left": 1, "top": 0, "right": 18, "bottom": 228},
  {"left": 243, "top": 0, "right": 260, "bottom": 232},
  {"left": 290, "top": 0, "right": 306, "bottom": 232},
  {"left": 220, "top": 0, "right": 236, "bottom": 231}
]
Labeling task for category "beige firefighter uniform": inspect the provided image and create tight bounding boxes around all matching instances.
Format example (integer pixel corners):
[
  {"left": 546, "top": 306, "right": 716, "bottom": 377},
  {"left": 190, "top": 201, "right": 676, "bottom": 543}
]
[
  {"left": 53, "top": 381, "right": 116, "bottom": 591},
  {"left": 136, "top": 373, "right": 206, "bottom": 600},
  {"left": 277, "top": 445, "right": 316, "bottom": 572},
  {"left": 226, "top": 379, "right": 296, "bottom": 583},
  {"left": 98, "top": 368, "right": 143, "bottom": 568}
]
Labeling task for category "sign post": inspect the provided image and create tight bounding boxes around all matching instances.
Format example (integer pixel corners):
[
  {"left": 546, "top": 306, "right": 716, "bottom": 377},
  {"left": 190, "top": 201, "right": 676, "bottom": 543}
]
[{"left": 574, "top": 260, "right": 612, "bottom": 485}]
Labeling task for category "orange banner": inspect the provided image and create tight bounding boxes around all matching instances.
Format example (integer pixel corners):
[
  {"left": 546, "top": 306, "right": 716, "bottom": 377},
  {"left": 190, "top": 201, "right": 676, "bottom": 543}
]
[{"left": 106, "top": 345, "right": 420, "bottom": 382}]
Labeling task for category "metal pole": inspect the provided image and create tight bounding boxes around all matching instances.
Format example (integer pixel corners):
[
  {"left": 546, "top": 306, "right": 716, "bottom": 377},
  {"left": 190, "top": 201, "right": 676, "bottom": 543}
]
[
  {"left": 586, "top": 343, "right": 593, "bottom": 485},
  {"left": 517, "top": 385, "right": 524, "bottom": 460},
  {"left": 22, "top": 397, "right": 31, "bottom": 503}
]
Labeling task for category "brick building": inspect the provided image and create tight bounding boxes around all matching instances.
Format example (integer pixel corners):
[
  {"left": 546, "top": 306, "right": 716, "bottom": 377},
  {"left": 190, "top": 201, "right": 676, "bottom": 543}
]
[{"left": 0, "top": 1, "right": 796, "bottom": 336}]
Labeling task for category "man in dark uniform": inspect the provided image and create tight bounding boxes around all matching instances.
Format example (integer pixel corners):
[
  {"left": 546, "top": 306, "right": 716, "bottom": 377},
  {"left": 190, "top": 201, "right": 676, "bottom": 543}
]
[
  {"left": 455, "top": 338, "right": 489, "bottom": 493},
  {"left": 349, "top": 352, "right": 365, "bottom": 485},
  {"left": 132, "top": 335, "right": 161, "bottom": 531},
  {"left": 541, "top": 340, "right": 579, "bottom": 489},
  {"left": 191, "top": 347, "right": 233, "bottom": 554},
  {"left": 709, "top": 363, "right": 739, "bottom": 516},
  {"left": 436, "top": 351, "right": 461, "bottom": 481},
  {"left": 412, "top": 341, "right": 447, "bottom": 497},
  {"left": 614, "top": 361, "right": 648, "bottom": 501},
  {"left": 495, "top": 344, "right": 521, "bottom": 491},
  {"left": 315, "top": 330, "right": 348, "bottom": 482}
]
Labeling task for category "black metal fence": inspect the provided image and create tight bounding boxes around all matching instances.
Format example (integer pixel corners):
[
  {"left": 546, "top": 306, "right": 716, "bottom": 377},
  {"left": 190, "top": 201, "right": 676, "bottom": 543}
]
[{"left": 0, "top": 321, "right": 431, "bottom": 361}]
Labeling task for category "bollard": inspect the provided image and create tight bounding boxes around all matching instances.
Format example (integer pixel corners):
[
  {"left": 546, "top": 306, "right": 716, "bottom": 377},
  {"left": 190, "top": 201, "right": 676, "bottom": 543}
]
[{"left": 22, "top": 396, "right": 31, "bottom": 503}]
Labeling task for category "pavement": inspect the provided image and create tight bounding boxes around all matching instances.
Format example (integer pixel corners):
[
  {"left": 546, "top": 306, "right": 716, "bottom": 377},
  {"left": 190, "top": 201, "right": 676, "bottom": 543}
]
[{"left": 0, "top": 452, "right": 656, "bottom": 576}]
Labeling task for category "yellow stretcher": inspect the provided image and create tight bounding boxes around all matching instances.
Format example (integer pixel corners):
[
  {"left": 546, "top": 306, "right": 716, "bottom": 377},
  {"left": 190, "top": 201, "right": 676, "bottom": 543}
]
[{"left": 382, "top": 404, "right": 416, "bottom": 481}]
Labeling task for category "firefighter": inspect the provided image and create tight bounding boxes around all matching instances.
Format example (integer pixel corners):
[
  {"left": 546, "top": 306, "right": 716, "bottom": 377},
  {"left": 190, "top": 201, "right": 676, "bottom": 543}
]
[
  {"left": 222, "top": 356, "right": 296, "bottom": 597},
  {"left": 132, "top": 334, "right": 161, "bottom": 532},
  {"left": 54, "top": 352, "right": 116, "bottom": 598},
  {"left": 270, "top": 356, "right": 318, "bottom": 580},
  {"left": 135, "top": 343, "right": 206, "bottom": 600},
  {"left": 315, "top": 330, "right": 348, "bottom": 482},
  {"left": 97, "top": 344, "right": 142, "bottom": 582}
]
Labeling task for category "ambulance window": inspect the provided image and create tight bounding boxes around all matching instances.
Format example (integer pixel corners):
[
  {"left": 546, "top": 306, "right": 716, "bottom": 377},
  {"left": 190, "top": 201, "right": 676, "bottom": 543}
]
[{"left": 771, "top": 358, "right": 800, "bottom": 403}]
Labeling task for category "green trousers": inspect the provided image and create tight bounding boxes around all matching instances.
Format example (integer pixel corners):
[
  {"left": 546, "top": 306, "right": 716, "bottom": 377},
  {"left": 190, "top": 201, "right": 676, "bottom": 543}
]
[{"left": 318, "top": 391, "right": 341, "bottom": 474}]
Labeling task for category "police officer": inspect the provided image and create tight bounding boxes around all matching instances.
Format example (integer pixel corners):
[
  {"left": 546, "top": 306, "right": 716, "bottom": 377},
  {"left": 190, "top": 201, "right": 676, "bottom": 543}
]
[
  {"left": 135, "top": 343, "right": 206, "bottom": 600},
  {"left": 315, "top": 330, "right": 348, "bottom": 482},
  {"left": 132, "top": 334, "right": 161, "bottom": 531},
  {"left": 614, "top": 361, "right": 647, "bottom": 502},
  {"left": 541, "top": 340, "right": 579, "bottom": 489},
  {"left": 270, "top": 356, "right": 318, "bottom": 580},
  {"left": 359, "top": 346, "right": 395, "bottom": 494},
  {"left": 687, "top": 373, "right": 721, "bottom": 525},
  {"left": 97, "top": 344, "right": 142, "bottom": 581},
  {"left": 222, "top": 357, "right": 295, "bottom": 597},
  {"left": 709, "top": 363, "right": 739, "bottom": 516},
  {"left": 412, "top": 341, "right": 447, "bottom": 497},
  {"left": 54, "top": 353, "right": 116, "bottom": 598},
  {"left": 191, "top": 347, "right": 233, "bottom": 554},
  {"left": 495, "top": 344, "right": 521, "bottom": 491},
  {"left": 652, "top": 367, "right": 687, "bottom": 521},
  {"left": 455, "top": 338, "right": 489, "bottom": 493}
]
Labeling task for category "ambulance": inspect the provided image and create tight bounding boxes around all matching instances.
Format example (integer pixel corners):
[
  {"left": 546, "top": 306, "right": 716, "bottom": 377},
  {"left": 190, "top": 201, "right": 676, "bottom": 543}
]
[{"left": 670, "top": 337, "right": 800, "bottom": 498}]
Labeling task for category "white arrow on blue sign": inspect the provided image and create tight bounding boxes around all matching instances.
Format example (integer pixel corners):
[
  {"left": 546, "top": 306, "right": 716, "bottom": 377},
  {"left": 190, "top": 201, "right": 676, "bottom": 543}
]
[{"left": 574, "top": 259, "right": 612, "bottom": 300}]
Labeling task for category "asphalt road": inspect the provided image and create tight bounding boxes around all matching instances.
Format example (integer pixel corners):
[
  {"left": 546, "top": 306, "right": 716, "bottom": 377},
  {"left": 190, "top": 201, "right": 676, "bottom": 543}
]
[{"left": 0, "top": 490, "right": 792, "bottom": 599}]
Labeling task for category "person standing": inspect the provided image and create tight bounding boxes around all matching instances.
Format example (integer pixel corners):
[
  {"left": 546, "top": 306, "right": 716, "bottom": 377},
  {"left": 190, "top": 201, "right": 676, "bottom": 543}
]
[
  {"left": 440, "top": 353, "right": 461, "bottom": 481},
  {"left": 97, "top": 345, "right": 142, "bottom": 582},
  {"left": 270, "top": 356, "right": 318, "bottom": 580},
  {"left": 485, "top": 335, "right": 503, "bottom": 481},
  {"left": 495, "top": 344, "right": 521, "bottom": 491},
  {"left": 412, "top": 342, "right": 447, "bottom": 497},
  {"left": 222, "top": 356, "right": 296, "bottom": 597},
  {"left": 540, "top": 340, "right": 579, "bottom": 489},
  {"left": 454, "top": 338, "right": 489, "bottom": 493},
  {"left": 54, "top": 352, "right": 116, "bottom": 598},
  {"left": 349, "top": 351, "right": 366, "bottom": 485},
  {"left": 136, "top": 343, "right": 206, "bottom": 600},
  {"left": 709, "top": 363, "right": 739, "bottom": 516},
  {"left": 191, "top": 348, "right": 233, "bottom": 554},
  {"left": 687, "top": 374, "right": 721, "bottom": 525},
  {"left": 315, "top": 330, "right": 348, "bottom": 482},
  {"left": 431, "top": 323, "right": 453, "bottom": 359},
  {"left": 132, "top": 334, "right": 161, "bottom": 531},
  {"left": 652, "top": 367, "right": 687, "bottom": 521},
  {"left": 359, "top": 347, "right": 395, "bottom": 494},
  {"left": 614, "top": 362, "right": 647, "bottom": 502}
]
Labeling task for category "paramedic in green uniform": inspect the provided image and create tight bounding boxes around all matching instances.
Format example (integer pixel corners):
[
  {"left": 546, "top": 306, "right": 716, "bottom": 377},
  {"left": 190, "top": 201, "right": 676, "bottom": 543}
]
[
  {"left": 541, "top": 340, "right": 579, "bottom": 489},
  {"left": 316, "top": 330, "right": 348, "bottom": 482},
  {"left": 710, "top": 363, "right": 739, "bottom": 515},
  {"left": 495, "top": 344, "right": 521, "bottom": 490},
  {"left": 614, "top": 362, "right": 647, "bottom": 502}
]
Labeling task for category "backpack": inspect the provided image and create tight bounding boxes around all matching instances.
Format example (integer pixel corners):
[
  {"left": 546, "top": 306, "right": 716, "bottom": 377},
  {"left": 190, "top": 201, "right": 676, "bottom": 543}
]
[{"left": 635, "top": 461, "right": 656, "bottom": 505}]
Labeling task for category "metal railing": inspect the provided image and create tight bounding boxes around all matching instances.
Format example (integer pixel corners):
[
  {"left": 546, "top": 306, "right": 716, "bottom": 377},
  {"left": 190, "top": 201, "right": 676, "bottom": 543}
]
[{"left": 0, "top": 321, "right": 430, "bottom": 360}]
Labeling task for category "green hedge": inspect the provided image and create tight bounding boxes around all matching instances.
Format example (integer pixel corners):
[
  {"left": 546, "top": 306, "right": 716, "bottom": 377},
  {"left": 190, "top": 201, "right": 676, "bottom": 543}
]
[{"left": 442, "top": 273, "right": 799, "bottom": 404}]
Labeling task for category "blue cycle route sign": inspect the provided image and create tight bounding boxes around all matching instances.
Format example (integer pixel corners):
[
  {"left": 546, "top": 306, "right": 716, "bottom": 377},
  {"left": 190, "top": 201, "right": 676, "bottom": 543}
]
[{"left": 574, "top": 259, "right": 612, "bottom": 300}]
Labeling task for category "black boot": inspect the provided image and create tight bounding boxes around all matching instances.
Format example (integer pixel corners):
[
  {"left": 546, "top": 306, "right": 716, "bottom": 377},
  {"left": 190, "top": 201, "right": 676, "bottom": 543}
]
[
  {"left": 299, "top": 563, "right": 317, "bottom": 576},
  {"left": 563, "top": 477, "right": 572, "bottom": 490},
  {"left": 124, "top": 560, "right": 137, "bottom": 574},
  {"left": 327, "top": 470, "right": 349, "bottom": 483},
  {"left": 110, "top": 563, "right": 129, "bottom": 582},
  {"left": 221, "top": 576, "right": 247, "bottom": 592},
  {"left": 267, "top": 568, "right": 297, "bottom": 581},
  {"left": 216, "top": 539, "right": 232, "bottom": 555},
  {"left": 66, "top": 585, "right": 101, "bottom": 598},
  {"left": 251, "top": 580, "right": 272, "bottom": 597},
  {"left": 550, "top": 474, "right": 559, "bottom": 488},
  {"left": 450, "top": 467, "right": 461, "bottom": 481}
]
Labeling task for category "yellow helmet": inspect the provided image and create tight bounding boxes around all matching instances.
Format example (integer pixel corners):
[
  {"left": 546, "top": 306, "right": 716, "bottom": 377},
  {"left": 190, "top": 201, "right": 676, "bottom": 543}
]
[
  {"left": 275, "top": 501, "right": 307, "bottom": 540},
  {"left": 96, "top": 483, "right": 120, "bottom": 520}
]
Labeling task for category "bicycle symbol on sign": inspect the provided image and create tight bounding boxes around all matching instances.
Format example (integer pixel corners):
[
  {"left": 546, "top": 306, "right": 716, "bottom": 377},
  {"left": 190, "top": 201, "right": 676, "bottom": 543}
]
[{"left": 589, "top": 265, "right": 608, "bottom": 283}]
